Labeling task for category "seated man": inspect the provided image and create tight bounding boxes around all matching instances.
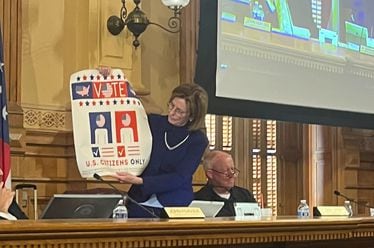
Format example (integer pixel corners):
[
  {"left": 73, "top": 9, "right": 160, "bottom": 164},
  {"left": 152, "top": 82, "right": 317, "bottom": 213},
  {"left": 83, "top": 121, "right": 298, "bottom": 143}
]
[
  {"left": 194, "top": 150, "right": 257, "bottom": 217},
  {"left": 0, "top": 169, "right": 28, "bottom": 220}
]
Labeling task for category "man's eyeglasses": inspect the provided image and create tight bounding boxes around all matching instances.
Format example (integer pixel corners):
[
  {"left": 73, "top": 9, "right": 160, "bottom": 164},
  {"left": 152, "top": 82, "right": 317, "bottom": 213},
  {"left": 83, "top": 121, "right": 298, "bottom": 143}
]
[
  {"left": 209, "top": 168, "right": 240, "bottom": 178},
  {"left": 168, "top": 102, "right": 188, "bottom": 116}
]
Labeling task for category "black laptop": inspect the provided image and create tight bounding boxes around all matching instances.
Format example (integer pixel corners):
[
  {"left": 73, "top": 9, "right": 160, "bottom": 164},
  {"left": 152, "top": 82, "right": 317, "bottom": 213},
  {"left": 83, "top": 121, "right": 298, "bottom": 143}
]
[{"left": 40, "top": 194, "right": 123, "bottom": 219}]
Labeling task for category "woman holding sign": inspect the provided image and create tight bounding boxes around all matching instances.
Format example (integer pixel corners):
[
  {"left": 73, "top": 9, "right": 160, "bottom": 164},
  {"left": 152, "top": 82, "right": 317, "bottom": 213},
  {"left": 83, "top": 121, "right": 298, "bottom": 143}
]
[{"left": 112, "top": 83, "right": 209, "bottom": 218}]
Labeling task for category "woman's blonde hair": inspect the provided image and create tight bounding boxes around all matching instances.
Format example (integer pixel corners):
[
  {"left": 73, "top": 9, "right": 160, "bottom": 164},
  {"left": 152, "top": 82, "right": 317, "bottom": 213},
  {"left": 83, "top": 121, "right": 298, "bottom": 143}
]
[{"left": 168, "top": 83, "right": 208, "bottom": 131}]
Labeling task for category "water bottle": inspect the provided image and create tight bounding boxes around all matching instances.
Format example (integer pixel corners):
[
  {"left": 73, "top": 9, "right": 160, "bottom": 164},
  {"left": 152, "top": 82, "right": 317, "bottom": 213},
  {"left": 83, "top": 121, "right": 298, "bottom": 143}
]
[
  {"left": 258, "top": 4, "right": 265, "bottom": 21},
  {"left": 252, "top": 1, "right": 259, "bottom": 20},
  {"left": 297, "top": 200, "right": 310, "bottom": 217},
  {"left": 344, "top": 200, "right": 353, "bottom": 217},
  {"left": 112, "top": 200, "right": 128, "bottom": 220}
]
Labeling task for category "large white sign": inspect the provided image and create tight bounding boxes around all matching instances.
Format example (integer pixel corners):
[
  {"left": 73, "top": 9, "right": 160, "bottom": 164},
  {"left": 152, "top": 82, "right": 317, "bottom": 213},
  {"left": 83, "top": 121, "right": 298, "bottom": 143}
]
[{"left": 70, "top": 69, "right": 152, "bottom": 178}]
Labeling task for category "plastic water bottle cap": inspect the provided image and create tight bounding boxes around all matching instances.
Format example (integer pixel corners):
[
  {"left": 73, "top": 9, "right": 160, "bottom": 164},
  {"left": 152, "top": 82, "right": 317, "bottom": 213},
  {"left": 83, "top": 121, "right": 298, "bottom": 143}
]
[{"left": 300, "top": 200, "right": 307, "bottom": 204}]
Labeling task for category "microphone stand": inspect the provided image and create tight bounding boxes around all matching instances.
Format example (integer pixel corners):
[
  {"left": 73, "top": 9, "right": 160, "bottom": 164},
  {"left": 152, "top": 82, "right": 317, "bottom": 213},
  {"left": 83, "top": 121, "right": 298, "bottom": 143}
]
[
  {"left": 93, "top": 173, "right": 159, "bottom": 218},
  {"left": 334, "top": 190, "right": 374, "bottom": 210}
]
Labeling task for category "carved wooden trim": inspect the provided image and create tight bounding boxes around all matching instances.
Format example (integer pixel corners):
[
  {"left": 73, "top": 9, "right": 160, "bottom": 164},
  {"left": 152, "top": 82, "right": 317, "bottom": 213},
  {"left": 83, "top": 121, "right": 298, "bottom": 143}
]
[
  {"left": 23, "top": 108, "right": 71, "bottom": 130},
  {"left": 1, "top": 218, "right": 374, "bottom": 247}
]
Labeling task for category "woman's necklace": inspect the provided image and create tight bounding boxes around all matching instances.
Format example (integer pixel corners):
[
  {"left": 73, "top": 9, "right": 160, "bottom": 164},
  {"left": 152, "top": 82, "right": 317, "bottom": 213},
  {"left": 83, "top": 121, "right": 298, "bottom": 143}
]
[{"left": 164, "top": 131, "right": 189, "bottom": 150}]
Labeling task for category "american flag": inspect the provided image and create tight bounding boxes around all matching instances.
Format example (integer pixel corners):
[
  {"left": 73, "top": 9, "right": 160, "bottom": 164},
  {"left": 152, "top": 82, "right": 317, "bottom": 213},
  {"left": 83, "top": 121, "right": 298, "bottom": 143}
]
[{"left": 0, "top": 27, "right": 11, "bottom": 187}]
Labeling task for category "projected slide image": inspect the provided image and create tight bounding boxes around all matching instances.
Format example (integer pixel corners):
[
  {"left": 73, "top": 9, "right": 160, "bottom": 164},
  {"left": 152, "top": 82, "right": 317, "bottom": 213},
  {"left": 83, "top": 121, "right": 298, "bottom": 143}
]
[
  {"left": 216, "top": 0, "right": 374, "bottom": 115},
  {"left": 221, "top": 0, "right": 374, "bottom": 58}
]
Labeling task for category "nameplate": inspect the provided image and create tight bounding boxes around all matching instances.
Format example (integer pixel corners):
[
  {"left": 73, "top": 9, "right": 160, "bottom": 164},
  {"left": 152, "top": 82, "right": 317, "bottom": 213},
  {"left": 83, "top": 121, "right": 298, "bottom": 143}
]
[
  {"left": 313, "top": 206, "right": 348, "bottom": 216},
  {"left": 163, "top": 207, "right": 205, "bottom": 219}
]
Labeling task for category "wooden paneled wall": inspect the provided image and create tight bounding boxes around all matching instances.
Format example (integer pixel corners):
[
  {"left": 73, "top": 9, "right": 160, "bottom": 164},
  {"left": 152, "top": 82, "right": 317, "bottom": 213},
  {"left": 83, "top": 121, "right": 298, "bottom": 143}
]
[{"left": 337, "top": 127, "right": 374, "bottom": 215}]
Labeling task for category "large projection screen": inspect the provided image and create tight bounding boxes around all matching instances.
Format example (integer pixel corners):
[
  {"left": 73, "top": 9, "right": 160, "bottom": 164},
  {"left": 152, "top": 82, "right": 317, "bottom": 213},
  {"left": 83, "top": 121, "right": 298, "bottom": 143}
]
[{"left": 195, "top": 0, "right": 374, "bottom": 129}]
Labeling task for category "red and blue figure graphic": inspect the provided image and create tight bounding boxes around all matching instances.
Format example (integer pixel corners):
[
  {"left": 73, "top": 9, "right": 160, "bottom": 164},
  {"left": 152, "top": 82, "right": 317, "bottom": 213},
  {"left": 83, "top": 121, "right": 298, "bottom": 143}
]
[
  {"left": 115, "top": 111, "right": 139, "bottom": 144},
  {"left": 89, "top": 112, "right": 113, "bottom": 145}
]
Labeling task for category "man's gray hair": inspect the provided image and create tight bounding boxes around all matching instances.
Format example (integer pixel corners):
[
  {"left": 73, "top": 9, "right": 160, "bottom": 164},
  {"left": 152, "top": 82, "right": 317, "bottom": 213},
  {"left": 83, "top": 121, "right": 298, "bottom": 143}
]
[{"left": 203, "top": 150, "right": 230, "bottom": 171}]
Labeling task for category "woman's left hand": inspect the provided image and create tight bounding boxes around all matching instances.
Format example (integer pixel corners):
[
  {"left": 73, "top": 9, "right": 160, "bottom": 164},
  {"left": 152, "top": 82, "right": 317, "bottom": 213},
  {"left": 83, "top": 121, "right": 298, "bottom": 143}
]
[
  {"left": 0, "top": 182, "right": 15, "bottom": 213},
  {"left": 111, "top": 172, "right": 143, "bottom": 185}
]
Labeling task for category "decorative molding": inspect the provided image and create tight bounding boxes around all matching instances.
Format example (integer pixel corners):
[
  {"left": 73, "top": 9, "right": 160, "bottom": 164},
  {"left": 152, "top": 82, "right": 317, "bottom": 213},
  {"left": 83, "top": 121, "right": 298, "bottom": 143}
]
[
  {"left": 1, "top": 218, "right": 374, "bottom": 247},
  {"left": 23, "top": 108, "right": 72, "bottom": 131},
  {"left": 346, "top": 185, "right": 374, "bottom": 190}
]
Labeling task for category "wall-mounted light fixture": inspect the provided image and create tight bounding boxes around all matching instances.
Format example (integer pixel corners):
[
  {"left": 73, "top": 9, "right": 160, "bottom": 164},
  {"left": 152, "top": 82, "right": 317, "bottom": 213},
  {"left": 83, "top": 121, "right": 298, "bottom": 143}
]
[{"left": 107, "top": 0, "right": 190, "bottom": 48}]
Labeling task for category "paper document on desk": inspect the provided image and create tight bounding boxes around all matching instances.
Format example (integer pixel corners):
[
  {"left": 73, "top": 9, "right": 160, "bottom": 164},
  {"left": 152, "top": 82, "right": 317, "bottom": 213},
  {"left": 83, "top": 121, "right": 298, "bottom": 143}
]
[{"left": 139, "top": 194, "right": 163, "bottom": 208}]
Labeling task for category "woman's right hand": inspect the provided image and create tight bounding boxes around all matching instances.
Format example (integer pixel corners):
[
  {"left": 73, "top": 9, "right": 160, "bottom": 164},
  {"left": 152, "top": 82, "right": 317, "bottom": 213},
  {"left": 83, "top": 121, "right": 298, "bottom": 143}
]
[
  {"left": 110, "top": 172, "right": 144, "bottom": 185},
  {"left": 98, "top": 66, "right": 112, "bottom": 77},
  {"left": 0, "top": 182, "right": 15, "bottom": 213}
]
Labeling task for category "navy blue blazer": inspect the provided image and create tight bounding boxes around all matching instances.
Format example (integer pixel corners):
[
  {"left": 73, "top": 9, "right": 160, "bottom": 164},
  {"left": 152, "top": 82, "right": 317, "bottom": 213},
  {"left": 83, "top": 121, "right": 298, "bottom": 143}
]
[{"left": 127, "top": 115, "right": 208, "bottom": 218}]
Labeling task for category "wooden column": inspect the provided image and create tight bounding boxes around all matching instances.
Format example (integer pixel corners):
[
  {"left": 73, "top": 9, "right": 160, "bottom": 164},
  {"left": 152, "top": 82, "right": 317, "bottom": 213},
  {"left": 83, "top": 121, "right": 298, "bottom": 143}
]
[{"left": 180, "top": 0, "right": 200, "bottom": 85}]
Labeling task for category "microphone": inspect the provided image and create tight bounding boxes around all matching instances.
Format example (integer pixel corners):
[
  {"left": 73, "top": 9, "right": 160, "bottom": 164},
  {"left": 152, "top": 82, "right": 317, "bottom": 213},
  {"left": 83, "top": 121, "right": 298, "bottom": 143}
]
[
  {"left": 334, "top": 190, "right": 354, "bottom": 201},
  {"left": 93, "top": 173, "right": 159, "bottom": 218},
  {"left": 334, "top": 190, "right": 374, "bottom": 209}
]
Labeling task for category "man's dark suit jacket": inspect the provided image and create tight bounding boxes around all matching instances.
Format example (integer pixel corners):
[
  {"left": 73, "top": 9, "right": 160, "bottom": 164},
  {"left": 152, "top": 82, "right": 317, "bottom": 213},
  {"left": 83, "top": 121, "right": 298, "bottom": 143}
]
[
  {"left": 194, "top": 184, "right": 257, "bottom": 217},
  {"left": 0, "top": 200, "right": 28, "bottom": 220}
]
